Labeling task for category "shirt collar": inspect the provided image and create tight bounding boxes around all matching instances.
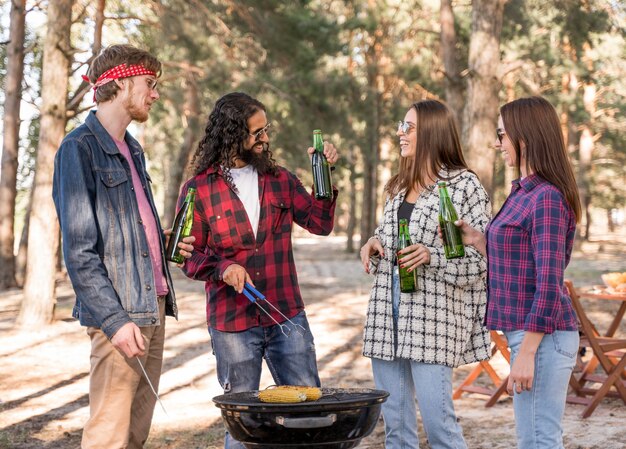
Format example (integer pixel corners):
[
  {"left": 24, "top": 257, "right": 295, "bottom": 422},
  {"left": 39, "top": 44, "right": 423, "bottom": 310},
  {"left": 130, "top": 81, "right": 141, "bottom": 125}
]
[
  {"left": 512, "top": 173, "right": 542, "bottom": 192},
  {"left": 85, "top": 110, "right": 142, "bottom": 156}
]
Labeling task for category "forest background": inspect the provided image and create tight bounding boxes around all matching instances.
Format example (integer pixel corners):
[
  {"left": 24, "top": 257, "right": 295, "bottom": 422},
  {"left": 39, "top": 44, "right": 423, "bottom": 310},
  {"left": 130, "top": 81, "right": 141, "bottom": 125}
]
[{"left": 0, "top": 0, "right": 625, "bottom": 346}]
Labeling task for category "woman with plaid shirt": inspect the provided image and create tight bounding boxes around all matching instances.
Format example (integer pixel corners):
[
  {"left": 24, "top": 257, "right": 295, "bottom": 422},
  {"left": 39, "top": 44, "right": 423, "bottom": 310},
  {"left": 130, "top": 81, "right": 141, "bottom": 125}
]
[{"left": 456, "top": 96, "right": 582, "bottom": 449}]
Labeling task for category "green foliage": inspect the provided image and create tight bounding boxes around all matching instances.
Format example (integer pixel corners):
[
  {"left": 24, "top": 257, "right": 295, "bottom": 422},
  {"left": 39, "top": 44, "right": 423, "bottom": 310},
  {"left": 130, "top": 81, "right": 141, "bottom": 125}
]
[{"left": 6, "top": 0, "right": 626, "bottom": 239}]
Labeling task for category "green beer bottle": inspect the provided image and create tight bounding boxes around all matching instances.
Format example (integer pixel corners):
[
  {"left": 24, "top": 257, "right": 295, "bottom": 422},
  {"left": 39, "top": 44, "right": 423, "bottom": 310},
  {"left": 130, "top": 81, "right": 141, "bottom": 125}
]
[
  {"left": 437, "top": 181, "right": 465, "bottom": 259},
  {"left": 166, "top": 187, "right": 196, "bottom": 263},
  {"left": 312, "top": 129, "right": 332, "bottom": 200},
  {"left": 397, "top": 218, "right": 417, "bottom": 293}
]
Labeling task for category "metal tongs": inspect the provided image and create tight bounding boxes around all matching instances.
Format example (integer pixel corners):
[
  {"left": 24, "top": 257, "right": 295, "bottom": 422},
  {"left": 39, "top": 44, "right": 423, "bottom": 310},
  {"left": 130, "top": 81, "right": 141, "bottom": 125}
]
[{"left": 242, "top": 282, "right": 306, "bottom": 338}]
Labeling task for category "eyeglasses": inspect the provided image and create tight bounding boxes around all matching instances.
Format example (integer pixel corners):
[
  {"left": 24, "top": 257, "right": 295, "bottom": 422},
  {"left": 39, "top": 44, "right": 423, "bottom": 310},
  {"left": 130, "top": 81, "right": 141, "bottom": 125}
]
[
  {"left": 397, "top": 120, "right": 415, "bottom": 134},
  {"left": 496, "top": 128, "right": 506, "bottom": 144},
  {"left": 146, "top": 78, "right": 158, "bottom": 91},
  {"left": 249, "top": 122, "right": 271, "bottom": 140}
]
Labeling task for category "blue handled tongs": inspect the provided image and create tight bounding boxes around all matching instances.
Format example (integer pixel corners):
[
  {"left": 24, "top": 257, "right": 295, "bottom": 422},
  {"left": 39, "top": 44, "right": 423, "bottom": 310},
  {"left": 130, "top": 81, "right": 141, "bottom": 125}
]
[{"left": 242, "top": 282, "right": 306, "bottom": 338}]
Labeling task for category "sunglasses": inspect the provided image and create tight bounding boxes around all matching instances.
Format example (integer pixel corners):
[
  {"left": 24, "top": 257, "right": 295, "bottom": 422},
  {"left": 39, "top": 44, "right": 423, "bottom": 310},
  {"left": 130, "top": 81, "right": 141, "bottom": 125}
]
[
  {"left": 397, "top": 120, "right": 415, "bottom": 134},
  {"left": 249, "top": 122, "right": 271, "bottom": 140},
  {"left": 496, "top": 128, "right": 506, "bottom": 144}
]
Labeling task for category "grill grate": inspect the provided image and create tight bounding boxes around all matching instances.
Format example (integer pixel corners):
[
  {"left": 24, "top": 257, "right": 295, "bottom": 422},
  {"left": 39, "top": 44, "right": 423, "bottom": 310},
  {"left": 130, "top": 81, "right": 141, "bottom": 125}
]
[{"left": 214, "top": 388, "right": 388, "bottom": 408}]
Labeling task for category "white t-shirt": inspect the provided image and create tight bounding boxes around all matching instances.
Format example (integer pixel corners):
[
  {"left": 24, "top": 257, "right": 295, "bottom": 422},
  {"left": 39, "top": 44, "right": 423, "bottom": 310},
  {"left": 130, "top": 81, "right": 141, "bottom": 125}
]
[{"left": 230, "top": 165, "right": 260, "bottom": 237}]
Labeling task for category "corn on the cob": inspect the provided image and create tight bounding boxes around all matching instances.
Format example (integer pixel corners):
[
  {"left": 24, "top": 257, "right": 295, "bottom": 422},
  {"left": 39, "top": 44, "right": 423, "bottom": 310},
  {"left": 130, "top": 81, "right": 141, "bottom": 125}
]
[
  {"left": 258, "top": 388, "right": 307, "bottom": 403},
  {"left": 261, "top": 385, "right": 322, "bottom": 401},
  {"left": 282, "top": 385, "right": 323, "bottom": 401}
]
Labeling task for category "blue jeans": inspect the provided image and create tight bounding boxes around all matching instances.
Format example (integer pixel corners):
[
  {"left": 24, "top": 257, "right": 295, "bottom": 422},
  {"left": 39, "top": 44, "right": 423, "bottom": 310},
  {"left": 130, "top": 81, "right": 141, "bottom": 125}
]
[
  {"left": 505, "top": 330, "right": 579, "bottom": 449},
  {"left": 208, "top": 311, "right": 320, "bottom": 449},
  {"left": 371, "top": 270, "right": 467, "bottom": 449}
]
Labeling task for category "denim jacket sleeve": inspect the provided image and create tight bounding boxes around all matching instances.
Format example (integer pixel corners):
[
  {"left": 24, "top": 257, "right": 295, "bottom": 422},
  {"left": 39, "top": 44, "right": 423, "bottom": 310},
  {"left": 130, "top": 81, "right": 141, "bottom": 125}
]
[{"left": 53, "top": 138, "right": 131, "bottom": 338}]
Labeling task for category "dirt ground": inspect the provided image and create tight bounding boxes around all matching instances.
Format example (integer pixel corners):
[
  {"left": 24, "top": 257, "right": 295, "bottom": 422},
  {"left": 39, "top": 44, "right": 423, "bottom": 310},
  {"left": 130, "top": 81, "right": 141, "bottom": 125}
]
[{"left": 1, "top": 233, "right": 625, "bottom": 449}]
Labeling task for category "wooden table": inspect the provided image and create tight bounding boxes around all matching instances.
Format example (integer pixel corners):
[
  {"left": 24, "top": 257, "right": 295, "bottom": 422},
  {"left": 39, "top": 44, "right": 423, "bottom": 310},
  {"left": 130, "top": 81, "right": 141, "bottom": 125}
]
[
  {"left": 565, "top": 281, "right": 626, "bottom": 418},
  {"left": 576, "top": 286, "right": 626, "bottom": 337}
]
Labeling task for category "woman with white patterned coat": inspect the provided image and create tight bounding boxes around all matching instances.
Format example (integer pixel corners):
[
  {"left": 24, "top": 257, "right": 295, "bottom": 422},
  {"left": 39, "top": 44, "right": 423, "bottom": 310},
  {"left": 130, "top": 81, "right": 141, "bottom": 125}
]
[{"left": 360, "top": 99, "right": 491, "bottom": 449}]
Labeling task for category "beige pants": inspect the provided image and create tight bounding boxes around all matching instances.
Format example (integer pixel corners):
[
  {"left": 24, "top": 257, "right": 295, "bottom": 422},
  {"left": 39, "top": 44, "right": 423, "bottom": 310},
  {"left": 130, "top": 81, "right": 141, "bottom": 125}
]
[{"left": 82, "top": 299, "right": 166, "bottom": 449}]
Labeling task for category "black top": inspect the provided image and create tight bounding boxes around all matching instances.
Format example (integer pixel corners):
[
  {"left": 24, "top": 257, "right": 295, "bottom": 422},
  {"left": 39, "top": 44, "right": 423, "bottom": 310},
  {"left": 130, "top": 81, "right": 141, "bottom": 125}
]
[{"left": 398, "top": 198, "right": 415, "bottom": 223}]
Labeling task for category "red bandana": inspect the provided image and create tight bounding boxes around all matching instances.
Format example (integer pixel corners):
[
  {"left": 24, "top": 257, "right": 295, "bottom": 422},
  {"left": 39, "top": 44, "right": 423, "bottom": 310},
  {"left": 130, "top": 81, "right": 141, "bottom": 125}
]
[{"left": 82, "top": 63, "right": 156, "bottom": 102}]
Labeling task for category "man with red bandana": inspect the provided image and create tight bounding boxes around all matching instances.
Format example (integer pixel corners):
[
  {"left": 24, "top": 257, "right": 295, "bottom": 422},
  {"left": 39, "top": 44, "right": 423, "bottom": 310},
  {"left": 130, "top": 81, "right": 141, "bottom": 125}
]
[
  {"left": 52, "top": 45, "right": 194, "bottom": 448},
  {"left": 178, "top": 92, "right": 339, "bottom": 449}
]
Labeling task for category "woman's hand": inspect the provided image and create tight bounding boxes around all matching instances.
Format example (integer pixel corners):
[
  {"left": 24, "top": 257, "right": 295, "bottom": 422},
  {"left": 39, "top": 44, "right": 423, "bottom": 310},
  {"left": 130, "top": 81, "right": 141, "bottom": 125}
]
[
  {"left": 398, "top": 243, "right": 431, "bottom": 272},
  {"left": 360, "top": 237, "right": 384, "bottom": 274},
  {"left": 507, "top": 331, "right": 543, "bottom": 395},
  {"left": 452, "top": 219, "right": 487, "bottom": 257},
  {"left": 507, "top": 351, "right": 536, "bottom": 395}
]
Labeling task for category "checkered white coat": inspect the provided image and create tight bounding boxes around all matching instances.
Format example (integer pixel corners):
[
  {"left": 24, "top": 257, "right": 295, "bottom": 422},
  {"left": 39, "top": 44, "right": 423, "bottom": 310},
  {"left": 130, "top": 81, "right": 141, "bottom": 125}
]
[{"left": 362, "top": 169, "right": 492, "bottom": 367}]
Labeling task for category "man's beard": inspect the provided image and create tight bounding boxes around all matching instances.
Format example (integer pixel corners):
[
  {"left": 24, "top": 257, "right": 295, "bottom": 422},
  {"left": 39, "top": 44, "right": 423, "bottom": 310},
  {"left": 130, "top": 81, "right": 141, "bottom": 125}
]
[
  {"left": 240, "top": 142, "right": 274, "bottom": 175},
  {"left": 123, "top": 86, "right": 149, "bottom": 123}
]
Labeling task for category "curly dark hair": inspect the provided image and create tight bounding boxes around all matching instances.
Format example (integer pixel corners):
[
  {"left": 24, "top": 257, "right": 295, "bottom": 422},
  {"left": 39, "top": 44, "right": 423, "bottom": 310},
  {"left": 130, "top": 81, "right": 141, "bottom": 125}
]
[{"left": 192, "top": 92, "right": 279, "bottom": 188}]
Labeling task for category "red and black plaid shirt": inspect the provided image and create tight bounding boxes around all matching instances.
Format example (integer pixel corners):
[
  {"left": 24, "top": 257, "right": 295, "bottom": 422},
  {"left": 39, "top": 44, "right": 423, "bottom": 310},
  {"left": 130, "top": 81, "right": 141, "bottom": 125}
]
[{"left": 179, "top": 165, "right": 337, "bottom": 331}]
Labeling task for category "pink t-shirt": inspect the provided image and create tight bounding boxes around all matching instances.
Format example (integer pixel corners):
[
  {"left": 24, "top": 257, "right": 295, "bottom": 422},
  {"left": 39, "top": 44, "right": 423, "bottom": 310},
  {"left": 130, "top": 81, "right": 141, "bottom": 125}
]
[{"left": 115, "top": 138, "right": 168, "bottom": 296}]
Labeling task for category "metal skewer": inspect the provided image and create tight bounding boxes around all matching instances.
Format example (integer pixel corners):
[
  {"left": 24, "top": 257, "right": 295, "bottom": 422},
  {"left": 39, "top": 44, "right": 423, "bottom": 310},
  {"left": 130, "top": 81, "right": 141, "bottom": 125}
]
[
  {"left": 136, "top": 358, "right": 169, "bottom": 416},
  {"left": 242, "top": 287, "right": 292, "bottom": 338},
  {"left": 244, "top": 282, "right": 307, "bottom": 336}
]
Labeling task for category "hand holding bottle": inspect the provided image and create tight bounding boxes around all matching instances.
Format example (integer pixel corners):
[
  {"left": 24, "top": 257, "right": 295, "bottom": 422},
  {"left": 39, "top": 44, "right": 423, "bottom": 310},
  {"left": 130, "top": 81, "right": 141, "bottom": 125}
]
[
  {"left": 397, "top": 243, "right": 431, "bottom": 271},
  {"left": 306, "top": 142, "right": 339, "bottom": 164},
  {"left": 309, "top": 130, "right": 338, "bottom": 200},
  {"left": 164, "top": 231, "right": 196, "bottom": 267},
  {"left": 449, "top": 219, "right": 487, "bottom": 257}
]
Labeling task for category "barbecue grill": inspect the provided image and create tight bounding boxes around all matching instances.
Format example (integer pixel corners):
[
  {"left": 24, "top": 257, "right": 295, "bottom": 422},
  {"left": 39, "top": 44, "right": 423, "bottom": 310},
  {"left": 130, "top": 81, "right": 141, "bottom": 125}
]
[{"left": 213, "top": 387, "right": 388, "bottom": 448}]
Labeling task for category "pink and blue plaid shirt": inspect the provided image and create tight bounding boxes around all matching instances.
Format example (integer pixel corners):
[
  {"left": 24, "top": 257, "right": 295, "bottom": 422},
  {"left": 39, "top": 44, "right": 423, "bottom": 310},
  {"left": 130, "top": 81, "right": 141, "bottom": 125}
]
[{"left": 485, "top": 174, "right": 578, "bottom": 334}]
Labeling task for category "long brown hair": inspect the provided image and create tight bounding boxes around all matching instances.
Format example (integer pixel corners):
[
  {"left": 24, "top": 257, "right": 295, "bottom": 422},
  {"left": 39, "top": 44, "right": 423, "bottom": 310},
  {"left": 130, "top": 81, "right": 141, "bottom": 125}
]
[
  {"left": 386, "top": 99, "right": 469, "bottom": 196},
  {"left": 500, "top": 96, "right": 582, "bottom": 222}
]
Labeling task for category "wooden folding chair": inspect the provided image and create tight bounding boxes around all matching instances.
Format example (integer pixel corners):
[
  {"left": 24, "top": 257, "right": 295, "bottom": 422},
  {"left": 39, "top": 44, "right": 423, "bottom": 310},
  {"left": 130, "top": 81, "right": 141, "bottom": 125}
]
[
  {"left": 564, "top": 280, "right": 626, "bottom": 418},
  {"left": 453, "top": 331, "right": 510, "bottom": 407}
]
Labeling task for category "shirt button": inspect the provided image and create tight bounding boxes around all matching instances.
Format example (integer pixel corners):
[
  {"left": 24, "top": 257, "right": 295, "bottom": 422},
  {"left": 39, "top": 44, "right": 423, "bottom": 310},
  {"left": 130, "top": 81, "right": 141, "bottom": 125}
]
[
  {"left": 256, "top": 272, "right": 260, "bottom": 276},
  {"left": 255, "top": 248, "right": 259, "bottom": 252},
  {"left": 131, "top": 187, "right": 135, "bottom": 191},
  {"left": 151, "top": 318, "right": 157, "bottom": 324},
  {"left": 138, "top": 219, "right": 143, "bottom": 224},
  {"left": 142, "top": 252, "right": 148, "bottom": 257},
  {"left": 146, "top": 285, "right": 152, "bottom": 291}
]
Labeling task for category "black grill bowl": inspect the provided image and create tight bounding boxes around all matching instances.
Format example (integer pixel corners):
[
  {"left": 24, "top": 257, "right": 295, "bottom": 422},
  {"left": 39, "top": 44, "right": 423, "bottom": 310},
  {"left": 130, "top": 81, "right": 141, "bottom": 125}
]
[{"left": 212, "top": 387, "right": 389, "bottom": 449}]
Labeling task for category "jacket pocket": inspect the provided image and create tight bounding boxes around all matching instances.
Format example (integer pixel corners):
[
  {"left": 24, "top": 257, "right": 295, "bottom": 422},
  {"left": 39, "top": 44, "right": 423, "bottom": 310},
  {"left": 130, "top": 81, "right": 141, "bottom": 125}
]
[
  {"left": 98, "top": 169, "right": 129, "bottom": 213},
  {"left": 271, "top": 196, "right": 292, "bottom": 233},
  {"left": 100, "top": 169, "right": 128, "bottom": 187}
]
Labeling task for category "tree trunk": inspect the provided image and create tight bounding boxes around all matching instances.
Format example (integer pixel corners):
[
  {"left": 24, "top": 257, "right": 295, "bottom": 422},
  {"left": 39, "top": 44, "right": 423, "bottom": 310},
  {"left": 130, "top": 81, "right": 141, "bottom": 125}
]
[
  {"left": 15, "top": 189, "right": 32, "bottom": 287},
  {"left": 17, "top": 0, "right": 74, "bottom": 327},
  {"left": 461, "top": 0, "right": 506, "bottom": 198},
  {"left": 607, "top": 208, "right": 614, "bottom": 233},
  {"left": 360, "top": 89, "right": 381, "bottom": 248},
  {"left": 67, "top": 0, "right": 105, "bottom": 114},
  {"left": 163, "top": 75, "right": 200, "bottom": 223},
  {"left": 579, "top": 126, "right": 593, "bottom": 240},
  {"left": 440, "top": 0, "right": 465, "bottom": 129},
  {"left": 0, "top": 0, "right": 27, "bottom": 289},
  {"left": 345, "top": 145, "right": 358, "bottom": 253}
]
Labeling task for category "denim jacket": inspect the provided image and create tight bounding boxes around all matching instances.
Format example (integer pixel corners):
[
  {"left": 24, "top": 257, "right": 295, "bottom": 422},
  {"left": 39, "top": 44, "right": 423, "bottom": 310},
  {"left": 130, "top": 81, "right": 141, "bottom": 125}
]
[{"left": 52, "top": 111, "right": 177, "bottom": 339}]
